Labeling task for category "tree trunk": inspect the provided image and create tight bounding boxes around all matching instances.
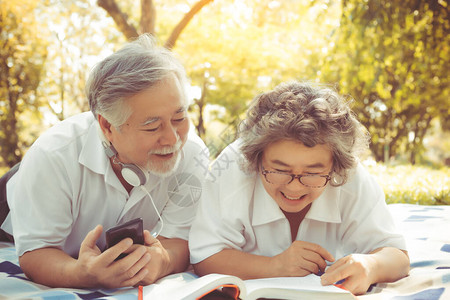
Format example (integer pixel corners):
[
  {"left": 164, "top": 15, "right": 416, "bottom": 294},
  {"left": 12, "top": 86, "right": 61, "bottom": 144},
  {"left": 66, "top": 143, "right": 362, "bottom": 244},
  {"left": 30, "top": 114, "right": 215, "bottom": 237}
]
[
  {"left": 98, "top": 0, "right": 213, "bottom": 47},
  {"left": 195, "top": 79, "right": 208, "bottom": 139},
  {"left": 196, "top": 99, "right": 205, "bottom": 139},
  {"left": 164, "top": 0, "right": 214, "bottom": 49},
  {"left": 97, "top": 0, "right": 139, "bottom": 40},
  {"left": 140, "top": 0, "right": 156, "bottom": 35},
  {"left": 2, "top": 91, "right": 22, "bottom": 168}
]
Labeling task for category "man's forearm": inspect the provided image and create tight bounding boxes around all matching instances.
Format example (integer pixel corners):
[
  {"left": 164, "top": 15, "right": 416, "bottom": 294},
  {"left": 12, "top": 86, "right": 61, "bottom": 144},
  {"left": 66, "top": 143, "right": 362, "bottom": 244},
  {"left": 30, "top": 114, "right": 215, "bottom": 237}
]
[{"left": 19, "top": 248, "right": 83, "bottom": 288}]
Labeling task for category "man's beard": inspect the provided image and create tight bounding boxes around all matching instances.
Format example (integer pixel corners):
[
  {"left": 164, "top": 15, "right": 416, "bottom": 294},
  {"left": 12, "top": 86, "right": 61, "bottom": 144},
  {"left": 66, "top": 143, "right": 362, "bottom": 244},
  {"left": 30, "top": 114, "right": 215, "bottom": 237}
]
[{"left": 145, "top": 138, "right": 183, "bottom": 178}]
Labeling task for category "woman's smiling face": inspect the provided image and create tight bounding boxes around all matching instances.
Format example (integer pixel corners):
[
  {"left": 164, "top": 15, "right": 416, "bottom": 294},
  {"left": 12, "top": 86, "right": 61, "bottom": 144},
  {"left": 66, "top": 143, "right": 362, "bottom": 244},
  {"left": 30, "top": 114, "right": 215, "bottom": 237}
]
[{"left": 259, "top": 139, "right": 333, "bottom": 213}]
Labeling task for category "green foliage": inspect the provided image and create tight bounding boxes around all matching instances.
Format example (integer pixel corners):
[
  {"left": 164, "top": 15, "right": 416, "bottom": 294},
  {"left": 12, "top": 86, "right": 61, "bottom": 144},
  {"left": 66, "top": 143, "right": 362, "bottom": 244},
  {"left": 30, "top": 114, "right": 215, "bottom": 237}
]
[
  {"left": 0, "top": 0, "right": 124, "bottom": 169},
  {"left": 0, "top": 0, "right": 48, "bottom": 167},
  {"left": 366, "top": 163, "right": 450, "bottom": 205},
  {"left": 174, "top": 0, "right": 341, "bottom": 142},
  {"left": 0, "top": 166, "right": 7, "bottom": 177},
  {"left": 39, "top": 0, "right": 124, "bottom": 121},
  {"left": 1, "top": 0, "right": 448, "bottom": 172},
  {"left": 322, "top": 0, "right": 449, "bottom": 164}
]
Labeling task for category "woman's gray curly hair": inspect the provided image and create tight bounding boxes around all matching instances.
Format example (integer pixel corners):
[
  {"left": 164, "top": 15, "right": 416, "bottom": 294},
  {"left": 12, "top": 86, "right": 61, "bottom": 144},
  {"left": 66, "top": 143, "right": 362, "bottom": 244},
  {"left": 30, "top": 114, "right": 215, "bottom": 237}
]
[{"left": 238, "top": 81, "right": 370, "bottom": 186}]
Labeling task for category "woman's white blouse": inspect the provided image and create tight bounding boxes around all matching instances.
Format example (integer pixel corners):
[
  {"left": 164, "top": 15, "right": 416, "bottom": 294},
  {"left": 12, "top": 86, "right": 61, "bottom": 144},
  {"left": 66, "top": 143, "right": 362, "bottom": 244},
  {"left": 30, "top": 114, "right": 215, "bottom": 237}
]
[{"left": 189, "top": 139, "right": 406, "bottom": 264}]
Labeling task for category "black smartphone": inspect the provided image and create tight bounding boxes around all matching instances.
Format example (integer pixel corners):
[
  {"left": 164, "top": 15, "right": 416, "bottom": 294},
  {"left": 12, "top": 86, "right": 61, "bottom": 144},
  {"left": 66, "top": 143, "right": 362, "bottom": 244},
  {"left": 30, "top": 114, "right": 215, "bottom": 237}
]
[{"left": 105, "top": 217, "right": 145, "bottom": 250}]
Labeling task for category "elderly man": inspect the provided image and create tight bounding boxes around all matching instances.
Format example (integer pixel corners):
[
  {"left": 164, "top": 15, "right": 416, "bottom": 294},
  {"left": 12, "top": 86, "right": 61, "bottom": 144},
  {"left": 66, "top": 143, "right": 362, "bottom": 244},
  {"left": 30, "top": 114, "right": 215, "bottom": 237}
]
[{"left": 0, "top": 34, "right": 209, "bottom": 288}]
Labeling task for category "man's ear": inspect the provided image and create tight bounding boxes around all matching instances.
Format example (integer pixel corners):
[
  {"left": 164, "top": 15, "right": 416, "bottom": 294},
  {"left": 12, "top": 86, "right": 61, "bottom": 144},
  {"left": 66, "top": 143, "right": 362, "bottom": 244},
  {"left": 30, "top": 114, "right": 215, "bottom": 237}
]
[{"left": 97, "top": 114, "right": 113, "bottom": 142}]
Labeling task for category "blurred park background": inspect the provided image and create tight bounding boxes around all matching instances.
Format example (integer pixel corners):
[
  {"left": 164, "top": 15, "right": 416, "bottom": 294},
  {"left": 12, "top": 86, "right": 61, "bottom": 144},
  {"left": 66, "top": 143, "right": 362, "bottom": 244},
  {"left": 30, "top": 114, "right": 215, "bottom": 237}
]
[{"left": 1, "top": 0, "right": 449, "bottom": 204}]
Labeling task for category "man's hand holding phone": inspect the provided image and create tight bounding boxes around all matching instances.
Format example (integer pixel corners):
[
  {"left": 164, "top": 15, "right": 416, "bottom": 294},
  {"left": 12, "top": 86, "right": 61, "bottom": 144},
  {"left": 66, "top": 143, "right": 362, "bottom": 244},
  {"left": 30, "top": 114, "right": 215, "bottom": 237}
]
[
  {"left": 73, "top": 218, "right": 174, "bottom": 288},
  {"left": 105, "top": 218, "right": 145, "bottom": 259},
  {"left": 104, "top": 218, "right": 172, "bottom": 286},
  {"left": 75, "top": 223, "right": 151, "bottom": 288}
]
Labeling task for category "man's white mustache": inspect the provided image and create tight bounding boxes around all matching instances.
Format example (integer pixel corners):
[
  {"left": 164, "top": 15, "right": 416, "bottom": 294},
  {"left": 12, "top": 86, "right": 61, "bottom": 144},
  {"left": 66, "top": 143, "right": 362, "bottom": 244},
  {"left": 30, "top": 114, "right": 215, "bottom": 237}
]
[{"left": 148, "top": 138, "right": 182, "bottom": 155}]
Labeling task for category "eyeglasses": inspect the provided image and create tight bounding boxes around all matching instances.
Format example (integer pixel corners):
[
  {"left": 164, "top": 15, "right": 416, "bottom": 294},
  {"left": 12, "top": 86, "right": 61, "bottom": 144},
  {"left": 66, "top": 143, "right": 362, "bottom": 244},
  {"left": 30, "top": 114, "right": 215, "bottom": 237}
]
[{"left": 261, "top": 165, "right": 331, "bottom": 188}]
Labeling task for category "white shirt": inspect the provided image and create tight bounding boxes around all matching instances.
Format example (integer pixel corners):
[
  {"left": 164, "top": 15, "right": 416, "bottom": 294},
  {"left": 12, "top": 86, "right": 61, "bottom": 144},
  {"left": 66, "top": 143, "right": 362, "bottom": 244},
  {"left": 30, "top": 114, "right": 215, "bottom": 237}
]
[
  {"left": 2, "top": 112, "right": 210, "bottom": 257},
  {"left": 189, "top": 139, "right": 406, "bottom": 264}
]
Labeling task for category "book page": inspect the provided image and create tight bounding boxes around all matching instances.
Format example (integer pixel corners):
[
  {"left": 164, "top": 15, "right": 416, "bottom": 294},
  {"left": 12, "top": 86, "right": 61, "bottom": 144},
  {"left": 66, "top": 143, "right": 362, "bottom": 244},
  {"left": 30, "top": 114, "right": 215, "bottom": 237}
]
[
  {"left": 142, "top": 272, "right": 246, "bottom": 300},
  {"left": 244, "top": 274, "right": 355, "bottom": 300},
  {"left": 141, "top": 272, "right": 354, "bottom": 300}
]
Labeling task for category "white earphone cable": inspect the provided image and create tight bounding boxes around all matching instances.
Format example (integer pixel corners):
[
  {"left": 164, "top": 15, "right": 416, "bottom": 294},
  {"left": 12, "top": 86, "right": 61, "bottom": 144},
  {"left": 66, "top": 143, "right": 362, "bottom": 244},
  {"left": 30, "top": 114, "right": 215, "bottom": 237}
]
[{"left": 140, "top": 185, "right": 164, "bottom": 238}]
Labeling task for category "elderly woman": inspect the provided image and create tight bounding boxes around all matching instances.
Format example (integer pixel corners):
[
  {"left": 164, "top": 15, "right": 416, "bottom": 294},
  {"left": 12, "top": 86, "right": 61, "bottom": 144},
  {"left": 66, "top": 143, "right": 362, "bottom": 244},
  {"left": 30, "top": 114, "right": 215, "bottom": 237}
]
[{"left": 188, "top": 81, "right": 409, "bottom": 295}]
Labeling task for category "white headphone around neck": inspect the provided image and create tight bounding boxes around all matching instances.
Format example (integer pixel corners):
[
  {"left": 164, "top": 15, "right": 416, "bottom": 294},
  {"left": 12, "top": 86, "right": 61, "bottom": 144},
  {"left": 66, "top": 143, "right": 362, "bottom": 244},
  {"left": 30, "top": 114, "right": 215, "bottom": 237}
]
[
  {"left": 96, "top": 122, "right": 149, "bottom": 187},
  {"left": 97, "top": 122, "right": 164, "bottom": 237}
]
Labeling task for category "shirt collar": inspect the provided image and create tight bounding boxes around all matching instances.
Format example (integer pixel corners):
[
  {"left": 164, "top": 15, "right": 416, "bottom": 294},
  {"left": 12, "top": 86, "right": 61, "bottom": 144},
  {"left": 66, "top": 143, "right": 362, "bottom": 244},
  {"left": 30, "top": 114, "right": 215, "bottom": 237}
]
[
  {"left": 78, "top": 119, "right": 125, "bottom": 192},
  {"left": 251, "top": 176, "right": 286, "bottom": 226},
  {"left": 306, "top": 185, "right": 342, "bottom": 223},
  {"left": 251, "top": 176, "right": 342, "bottom": 226},
  {"left": 79, "top": 119, "right": 110, "bottom": 175}
]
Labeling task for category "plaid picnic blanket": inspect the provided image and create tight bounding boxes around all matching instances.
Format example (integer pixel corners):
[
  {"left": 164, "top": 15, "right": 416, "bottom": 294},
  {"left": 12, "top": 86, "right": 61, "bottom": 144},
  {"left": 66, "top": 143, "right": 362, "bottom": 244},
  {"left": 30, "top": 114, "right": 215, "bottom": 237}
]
[{"left": 1, "top": 204, "right": 449, "bottom": 299}]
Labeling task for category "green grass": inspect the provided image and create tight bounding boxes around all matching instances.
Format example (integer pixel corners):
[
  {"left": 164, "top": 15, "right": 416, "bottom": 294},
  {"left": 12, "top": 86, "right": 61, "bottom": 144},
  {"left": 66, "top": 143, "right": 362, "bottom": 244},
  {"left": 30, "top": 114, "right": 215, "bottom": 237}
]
[
  {"left": 1, "top": 163, "right": 449, "bottom": 205},
  {"left": 365, "top": 163, "right": 450, "bottom": 205}
]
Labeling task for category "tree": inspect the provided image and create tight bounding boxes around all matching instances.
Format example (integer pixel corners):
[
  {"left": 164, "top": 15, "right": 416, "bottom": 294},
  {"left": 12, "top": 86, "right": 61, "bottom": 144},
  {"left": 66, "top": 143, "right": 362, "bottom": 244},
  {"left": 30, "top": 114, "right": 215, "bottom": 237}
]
[
  {"left": 0, "top": 0, "right": 123, "bottom": 169},
  {"left": 175, "top": 0, "right": 341, "bottom": 154},
  {"left": 0, "top": 0, "right": 48, "bottom": 168},
  {"left": 39, "top": 0, "right": 123, "bottom": 122},
  {"left": 97, "top": 0, "right": 213, "bottom": 49},
  {"left": 321, "top": 0, "right": 449, "bottom": 163}
]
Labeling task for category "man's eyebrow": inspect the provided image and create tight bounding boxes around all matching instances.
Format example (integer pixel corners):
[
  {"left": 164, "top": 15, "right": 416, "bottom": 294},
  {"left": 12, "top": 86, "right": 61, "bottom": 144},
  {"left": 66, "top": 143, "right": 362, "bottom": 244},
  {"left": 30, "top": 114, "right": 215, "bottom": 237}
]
[
  {"left": 141, "top": 117, "right": 160, "bottom": 126},
  {"left": 176, "top": 106, "right": 187, "bottom": 113},
  {"left": 140, "top": 106, "right": 187, "bottom": 126}
]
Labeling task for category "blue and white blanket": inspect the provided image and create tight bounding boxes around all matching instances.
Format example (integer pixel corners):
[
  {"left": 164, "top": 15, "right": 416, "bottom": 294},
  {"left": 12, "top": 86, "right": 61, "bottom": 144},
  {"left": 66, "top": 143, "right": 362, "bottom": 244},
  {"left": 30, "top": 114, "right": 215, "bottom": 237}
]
[
  {"left": 360, "top": 204, "right": 450, "bottom": 300},
  {"left": 1, "top": 204, "right": 449, "bottom": 299}
]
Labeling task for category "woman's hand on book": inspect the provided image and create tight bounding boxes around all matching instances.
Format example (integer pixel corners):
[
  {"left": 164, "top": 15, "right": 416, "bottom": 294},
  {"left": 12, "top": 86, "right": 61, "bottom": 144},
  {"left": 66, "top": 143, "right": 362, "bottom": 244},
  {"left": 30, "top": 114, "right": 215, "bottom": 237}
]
[
  {"left": 320, "top": 253, "right": 375, "bottom": 295},
  {"left": 321, "top": 247, "right": 410, "bottom": 295},
  {"left": 272, "top": 241, "right": 335, "bottom": 277}
]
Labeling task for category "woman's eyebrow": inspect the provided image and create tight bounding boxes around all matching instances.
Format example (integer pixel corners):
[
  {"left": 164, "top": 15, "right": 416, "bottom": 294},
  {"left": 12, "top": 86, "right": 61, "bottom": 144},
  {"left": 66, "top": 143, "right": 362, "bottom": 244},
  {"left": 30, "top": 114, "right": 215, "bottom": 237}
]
[
  {"left": 270, "top": 159, "right": 291, "bottom": 167},
  {"left": 270, "top": 159, "right": 325, "bottom": 169},
  {"left": 305, "top": 162, "right": 326, "bottom": 168}
]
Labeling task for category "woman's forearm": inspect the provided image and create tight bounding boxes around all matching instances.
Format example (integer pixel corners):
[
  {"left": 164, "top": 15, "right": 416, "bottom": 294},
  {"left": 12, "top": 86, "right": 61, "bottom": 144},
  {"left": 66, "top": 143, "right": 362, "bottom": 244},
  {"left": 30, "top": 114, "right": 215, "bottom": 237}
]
[
  {"left": 159, "top": 237, "right": 190, "bottom": 274},
  {"left": 369, "top": 247, "right": 410, "bottom": 283},
  {"left": 193, "top": 249, "right": 277, "bottom": 280}
]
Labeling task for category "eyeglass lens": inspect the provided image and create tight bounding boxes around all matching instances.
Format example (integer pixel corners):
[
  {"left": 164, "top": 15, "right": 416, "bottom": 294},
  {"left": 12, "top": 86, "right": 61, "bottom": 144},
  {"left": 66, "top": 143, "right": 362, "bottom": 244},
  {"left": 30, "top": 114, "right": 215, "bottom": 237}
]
[{"left": 265, "top": 172, "right": 327, "bottom": 187}]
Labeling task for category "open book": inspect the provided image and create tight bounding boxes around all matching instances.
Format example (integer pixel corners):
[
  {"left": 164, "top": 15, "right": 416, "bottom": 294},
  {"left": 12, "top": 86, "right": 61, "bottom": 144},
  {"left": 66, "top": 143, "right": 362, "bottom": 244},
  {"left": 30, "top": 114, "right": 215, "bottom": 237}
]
[{"left": 138, "top": 272, "right": 356, "bottom": 300}]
